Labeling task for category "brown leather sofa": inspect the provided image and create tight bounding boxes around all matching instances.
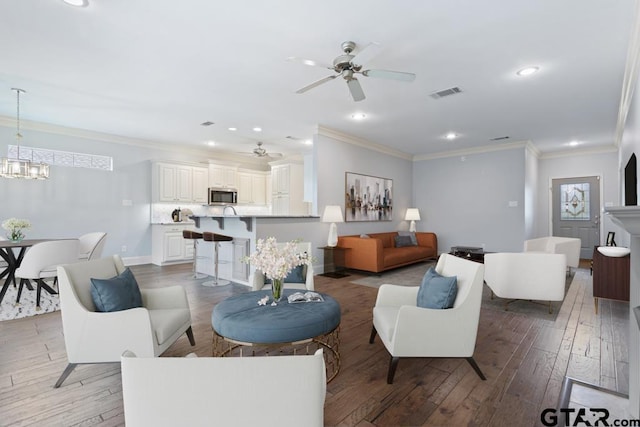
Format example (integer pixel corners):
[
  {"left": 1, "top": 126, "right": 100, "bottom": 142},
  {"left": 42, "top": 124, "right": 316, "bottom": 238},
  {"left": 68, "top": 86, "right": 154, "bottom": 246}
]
[{"left": 336, "top": 232, "right": 437, "bottom": 273}]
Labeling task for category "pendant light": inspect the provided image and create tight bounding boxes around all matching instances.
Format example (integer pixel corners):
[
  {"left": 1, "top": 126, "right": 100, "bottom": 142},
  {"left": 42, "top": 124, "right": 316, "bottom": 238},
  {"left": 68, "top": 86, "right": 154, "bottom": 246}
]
[{"left": 0, "top": 88, "right": 49, "bottom": 179}]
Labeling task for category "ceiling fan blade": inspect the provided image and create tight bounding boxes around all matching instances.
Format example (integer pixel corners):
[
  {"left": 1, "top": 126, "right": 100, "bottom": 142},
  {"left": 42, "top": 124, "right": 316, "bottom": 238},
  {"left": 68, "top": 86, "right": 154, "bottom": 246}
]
[
  {"left": 347, "top": 78, "right": 365, "bottom": 102},
  {"left": 267, "top": 152, "right": 284, "bottom": 158},
  {"left": 351, "top": 42, "right": 381, "bottom": 66},
  {"left": 295, "top": 75, "right": 337, "bottom": 94},
  {"left": 362, "top": 69, "right": 416, "bottom": 82},
  {"left": 286, "top": 56, "right": 333, "bottom": 70}
]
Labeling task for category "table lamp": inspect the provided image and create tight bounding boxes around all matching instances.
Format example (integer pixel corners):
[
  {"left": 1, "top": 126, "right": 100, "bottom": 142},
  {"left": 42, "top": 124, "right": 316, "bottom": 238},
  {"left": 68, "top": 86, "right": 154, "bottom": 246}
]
[
  {"left": 405, "top": 208, "right": 421, "bottom": 232},
  {"left": 322, "top": 205, "right": 344, "bottom": 247}
]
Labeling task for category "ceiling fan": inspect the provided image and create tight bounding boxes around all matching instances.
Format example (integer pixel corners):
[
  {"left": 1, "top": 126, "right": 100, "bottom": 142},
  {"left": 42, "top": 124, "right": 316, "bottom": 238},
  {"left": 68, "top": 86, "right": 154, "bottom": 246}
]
[
  {"left": 239, "top": 142, "right": 283, "bottom": 159},
  {"left": 289, "top": 41, "right": 416, "bottom": 102}
]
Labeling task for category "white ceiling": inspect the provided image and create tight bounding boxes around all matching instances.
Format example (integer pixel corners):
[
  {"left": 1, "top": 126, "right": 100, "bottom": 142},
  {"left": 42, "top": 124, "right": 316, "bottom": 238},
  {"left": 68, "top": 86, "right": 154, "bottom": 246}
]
[{"left": 0, "top": 1, "right": 635, "bottom": 160}]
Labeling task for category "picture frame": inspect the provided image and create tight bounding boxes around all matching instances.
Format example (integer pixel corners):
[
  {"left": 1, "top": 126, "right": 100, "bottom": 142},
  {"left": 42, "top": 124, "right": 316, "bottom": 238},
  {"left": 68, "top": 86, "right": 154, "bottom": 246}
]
[
  {"left": 606, "top": 232, "right": 616, "bottom": 247},
  {"left": 344, "top": 172, "right": 393, "bottom": 222}
]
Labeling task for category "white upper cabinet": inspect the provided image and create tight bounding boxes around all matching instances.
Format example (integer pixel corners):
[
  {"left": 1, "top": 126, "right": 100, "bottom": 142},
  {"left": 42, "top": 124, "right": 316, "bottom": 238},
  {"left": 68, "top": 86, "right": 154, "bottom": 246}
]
[
  {"left": 270, "top": 160, "right": 306, "bottom": 215},
  {"left": 153, "top": 162, "right": 209, "bottom": 203},
  {"left": 209, "top": 164, "right": 237, "bottom": 189},
  {"left": 237, "top": 170, "right": 268, "bottom": 205}
]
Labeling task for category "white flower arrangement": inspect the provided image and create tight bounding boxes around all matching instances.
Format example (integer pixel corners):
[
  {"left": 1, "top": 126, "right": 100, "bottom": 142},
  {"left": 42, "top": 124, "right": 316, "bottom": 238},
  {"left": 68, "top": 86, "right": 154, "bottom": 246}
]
[
  {"left": 2, "top": 218, "right": 31, "bottom": 242},
  {"left": 243, "top": 237, "right": 310, "bottom": 282}
]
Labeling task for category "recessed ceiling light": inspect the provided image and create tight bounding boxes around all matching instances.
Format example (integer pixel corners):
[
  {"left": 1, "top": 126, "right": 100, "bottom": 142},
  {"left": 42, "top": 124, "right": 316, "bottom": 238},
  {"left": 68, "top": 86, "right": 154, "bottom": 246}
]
[
  {"left": 351, "top": 113, "right": 366, "bottom": 120},
  {"left": 516, "top": 66, "right": 539, "bottom": 76},
  {"left": 445, "top": 132, "right": 458, "bottom": 140},
  {"left": 568, "top": 140, "right": 581, "bottom": 147},
  {"left": 228, "top": 127, "right": 237, "bottom": 131},
  {"left": 62, "top": 0, "right": 89, "bottom": 6},
  {"left": 253, "top": 127, "right": 262, "bottom": 132},
  {"left": 206, "top": 141, "right": 216, "bottom": 146},
  {"left": 304, "top": 139, "right": 313, "bottom": 145}
]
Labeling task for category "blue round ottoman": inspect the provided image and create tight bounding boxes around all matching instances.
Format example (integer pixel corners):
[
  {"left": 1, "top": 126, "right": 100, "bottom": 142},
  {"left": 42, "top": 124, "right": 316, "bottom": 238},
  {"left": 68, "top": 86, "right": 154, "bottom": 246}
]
[{"left": 211, "top": 289, "right": 341, "bottom": 381}]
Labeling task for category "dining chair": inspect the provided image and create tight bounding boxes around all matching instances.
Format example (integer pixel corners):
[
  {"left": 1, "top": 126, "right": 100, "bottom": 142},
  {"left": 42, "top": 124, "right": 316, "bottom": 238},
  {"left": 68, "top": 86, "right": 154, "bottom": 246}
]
[
  {"left": 78, "top": 232, "right": 107, "bottom": 261},
  {"left": 14, "top": 239, "right": 79, "bottom": 309}
]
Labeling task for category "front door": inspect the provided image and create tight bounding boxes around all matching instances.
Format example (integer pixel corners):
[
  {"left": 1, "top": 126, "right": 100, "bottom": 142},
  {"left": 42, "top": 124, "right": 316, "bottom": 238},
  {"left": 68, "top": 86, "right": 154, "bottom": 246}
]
[{"left": 552, "top": 176, "right": 600, "bottom": 260}]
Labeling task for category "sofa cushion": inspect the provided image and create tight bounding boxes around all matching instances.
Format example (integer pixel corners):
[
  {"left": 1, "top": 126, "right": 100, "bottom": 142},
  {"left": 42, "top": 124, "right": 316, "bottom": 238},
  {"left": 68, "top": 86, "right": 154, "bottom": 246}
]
[
  {"left": 383, "top": 247, "right": 431, "bottom": 268},
  {"left": 394, "top": 235, "right": 415, "bottom": 247},
  {"left": 90, "top": 268, "right": 143, "bottom": 312},
  {"left": 417, "top": 267, "right": 458, "bottom": 309},
  {"left": 398, "top": 231, "right": 417, "bottom": 246}
]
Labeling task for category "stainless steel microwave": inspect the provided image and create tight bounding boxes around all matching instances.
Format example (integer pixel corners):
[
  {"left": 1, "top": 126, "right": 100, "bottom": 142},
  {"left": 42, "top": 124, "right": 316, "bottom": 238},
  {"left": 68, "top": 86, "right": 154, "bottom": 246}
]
[{"left": 208, "top": 187, "right": 238, "bottom": 205}]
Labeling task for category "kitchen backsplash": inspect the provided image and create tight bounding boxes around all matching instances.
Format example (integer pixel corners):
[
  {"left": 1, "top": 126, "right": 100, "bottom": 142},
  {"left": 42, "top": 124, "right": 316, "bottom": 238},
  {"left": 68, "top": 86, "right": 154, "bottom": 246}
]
[{"left": 151, "top": 203, "right": 271, "bottom": 223}]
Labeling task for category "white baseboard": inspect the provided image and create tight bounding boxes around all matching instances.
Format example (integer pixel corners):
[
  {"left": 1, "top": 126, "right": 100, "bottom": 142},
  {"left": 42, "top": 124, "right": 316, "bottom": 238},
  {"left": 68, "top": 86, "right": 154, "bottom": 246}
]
[{"left": 122, "top": 255, "right": 153, "bottom": 266}]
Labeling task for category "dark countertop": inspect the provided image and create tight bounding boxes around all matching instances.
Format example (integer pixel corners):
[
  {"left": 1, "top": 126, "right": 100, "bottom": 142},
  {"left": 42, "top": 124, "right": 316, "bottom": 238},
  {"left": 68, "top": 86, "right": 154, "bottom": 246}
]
[{"left": 189, "top": 215, "right": 319, "bottom": 219}]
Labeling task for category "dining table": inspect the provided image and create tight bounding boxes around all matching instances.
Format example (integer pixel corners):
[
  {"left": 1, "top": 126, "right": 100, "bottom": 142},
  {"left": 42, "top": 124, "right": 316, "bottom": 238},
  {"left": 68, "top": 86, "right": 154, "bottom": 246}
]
[{"left": 0, "top": 239, "right": 54, "bottom": 305}]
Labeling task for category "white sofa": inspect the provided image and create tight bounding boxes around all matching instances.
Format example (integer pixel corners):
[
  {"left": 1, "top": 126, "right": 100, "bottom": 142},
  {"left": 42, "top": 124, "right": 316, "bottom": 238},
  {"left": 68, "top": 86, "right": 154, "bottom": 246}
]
[
  {"left": 121, "top": 349, "right": 326, "bottom": 427},
  {"left": 484, "top": 252, "right": 567, "bottom": 313},
  {"left": 524, "top": 236, "right": 581, "bottom": 269}
]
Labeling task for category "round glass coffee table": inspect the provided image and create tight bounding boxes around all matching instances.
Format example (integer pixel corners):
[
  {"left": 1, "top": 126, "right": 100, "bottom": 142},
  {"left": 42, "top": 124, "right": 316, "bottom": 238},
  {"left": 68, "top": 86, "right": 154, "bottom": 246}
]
[{"left": 211, "top": 289, "right": 341, "bottom": 382}]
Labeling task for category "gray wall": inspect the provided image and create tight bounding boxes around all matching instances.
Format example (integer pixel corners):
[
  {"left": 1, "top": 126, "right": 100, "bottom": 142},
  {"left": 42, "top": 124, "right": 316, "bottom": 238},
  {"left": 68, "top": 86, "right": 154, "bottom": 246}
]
[
  {"left": 0, "top": 126, "right": 211, "bottom": 259},
  {"left": 412, "top": 147, "right": 527, "bottom": 253}
]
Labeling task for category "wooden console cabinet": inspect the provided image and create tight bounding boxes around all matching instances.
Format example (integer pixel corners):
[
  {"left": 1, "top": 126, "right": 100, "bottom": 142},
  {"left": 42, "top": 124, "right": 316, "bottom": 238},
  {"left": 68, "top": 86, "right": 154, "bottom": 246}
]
[{"left": 592, "top": 246, "right": 630, "bottom": 313}]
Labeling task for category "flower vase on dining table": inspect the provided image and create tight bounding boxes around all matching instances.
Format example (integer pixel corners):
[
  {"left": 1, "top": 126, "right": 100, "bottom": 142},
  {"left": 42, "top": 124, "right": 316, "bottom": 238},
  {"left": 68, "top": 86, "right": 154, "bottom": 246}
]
[
  {"left": 271, "top": 278, "right": 284, "bottom": 302},
  {"left": 8, "top": 229, "right": 25, "bottom": 243}
]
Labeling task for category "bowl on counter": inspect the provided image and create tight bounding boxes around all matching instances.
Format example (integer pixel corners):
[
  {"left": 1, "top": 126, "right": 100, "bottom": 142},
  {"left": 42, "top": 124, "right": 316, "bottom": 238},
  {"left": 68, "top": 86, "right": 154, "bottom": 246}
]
[{"left": 597, "top": 246, "right": 631, "bottom": 257}]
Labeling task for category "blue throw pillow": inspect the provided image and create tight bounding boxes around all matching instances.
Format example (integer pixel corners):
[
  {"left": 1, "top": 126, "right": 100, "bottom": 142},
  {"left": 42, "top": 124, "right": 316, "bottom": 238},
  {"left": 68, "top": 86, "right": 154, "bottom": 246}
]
[
  {"left": 416, "top": 267, "right": 458, "bottom": 309},
  {"left": 90, "top": 268, "right": 143, "bottom": 312},
  {"left": 264, "top": 265, "right": 307, "bottom": 284}
]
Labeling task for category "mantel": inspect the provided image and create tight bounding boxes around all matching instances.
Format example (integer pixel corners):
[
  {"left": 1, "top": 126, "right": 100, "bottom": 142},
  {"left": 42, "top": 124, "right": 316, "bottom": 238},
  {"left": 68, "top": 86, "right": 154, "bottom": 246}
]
[{"left": 605, "top": 206, "right": 640, "bottom": 235}]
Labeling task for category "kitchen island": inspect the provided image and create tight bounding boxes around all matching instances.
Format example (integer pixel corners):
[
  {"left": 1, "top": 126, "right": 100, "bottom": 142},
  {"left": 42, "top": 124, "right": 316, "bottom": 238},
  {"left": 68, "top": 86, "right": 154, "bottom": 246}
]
[{"left": 189, "top": 214, "right": 319, "bottom": 286}]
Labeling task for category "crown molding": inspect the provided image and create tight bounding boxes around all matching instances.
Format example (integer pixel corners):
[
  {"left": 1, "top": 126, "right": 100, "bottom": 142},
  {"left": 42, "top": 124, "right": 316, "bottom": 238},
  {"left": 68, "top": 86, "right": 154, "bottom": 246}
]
[
  {"left": 538, "top": 144, "right": 619, "bottom": 160},
  {"left": 412, "top": 140, "right": 531, "bottom": 161},
  {"left": 316, "top": 125, "right": 413, "bottom": 161}
]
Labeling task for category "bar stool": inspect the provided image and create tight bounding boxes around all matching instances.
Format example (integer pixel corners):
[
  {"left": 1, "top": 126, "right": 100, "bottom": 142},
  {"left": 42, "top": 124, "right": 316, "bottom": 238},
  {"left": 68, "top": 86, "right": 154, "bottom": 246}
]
[
  {"left": 202, "top": 232, "right": 233, "bottom": 287},
  {"left": 182, "top": 230, "right": 207, "bottom": 279}
]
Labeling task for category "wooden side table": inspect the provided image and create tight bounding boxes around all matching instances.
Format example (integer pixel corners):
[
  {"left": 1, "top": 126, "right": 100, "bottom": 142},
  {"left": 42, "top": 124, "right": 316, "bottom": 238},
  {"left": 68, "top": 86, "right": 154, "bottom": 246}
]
[
  {"left": 319, "top": 246, "right": 350, "bottom": 278},
  {"left": 592, "top": 246, "right": 630, "bottom": 314}
]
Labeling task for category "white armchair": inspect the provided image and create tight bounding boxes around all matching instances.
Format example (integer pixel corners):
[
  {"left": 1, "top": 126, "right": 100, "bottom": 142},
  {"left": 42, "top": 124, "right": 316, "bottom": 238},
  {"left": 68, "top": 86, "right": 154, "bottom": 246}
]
[
  {"left": 251, "top": 241, "right": 314, "bottom": 291},
  {"left": 54, "top": 255, "right": 195, "bottom": 388},
  {"left": 524, "top": 236, "right": 581, "bottom": 269},
  {"left": 78, "top": 232, "right": 107, "bottom": 260},
  {"left": 121, "top": 349, "right": 326, "bottom": 427},
  {"left": 484, "top": 252, "right": 567, "bottom": 313},
  {"left": 369, "top": 253, "right": 486, "bottom": 383}
]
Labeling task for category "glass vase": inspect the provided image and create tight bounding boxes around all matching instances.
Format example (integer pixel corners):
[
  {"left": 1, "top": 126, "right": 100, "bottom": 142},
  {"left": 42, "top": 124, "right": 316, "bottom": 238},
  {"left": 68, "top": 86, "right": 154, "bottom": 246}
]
[
  {"left": 8, "top": 229, "right": 24, "bottom": 243},
  {"left": 271, "top": 278, "right": 284, "bottom": 302}
]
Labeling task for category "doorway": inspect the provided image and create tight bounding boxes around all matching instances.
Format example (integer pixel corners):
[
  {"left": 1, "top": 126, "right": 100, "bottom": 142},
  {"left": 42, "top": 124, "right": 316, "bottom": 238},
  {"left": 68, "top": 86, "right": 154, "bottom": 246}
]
[{"left": 551, "top": 176, "right": 600, "bottom": 260}]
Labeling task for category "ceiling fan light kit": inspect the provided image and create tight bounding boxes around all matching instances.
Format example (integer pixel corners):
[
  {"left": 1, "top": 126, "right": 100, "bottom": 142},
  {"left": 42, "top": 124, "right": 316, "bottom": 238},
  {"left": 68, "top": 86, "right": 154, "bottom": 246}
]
[{"left": 292, "top": 41, "right": 416, "bottom": 102}]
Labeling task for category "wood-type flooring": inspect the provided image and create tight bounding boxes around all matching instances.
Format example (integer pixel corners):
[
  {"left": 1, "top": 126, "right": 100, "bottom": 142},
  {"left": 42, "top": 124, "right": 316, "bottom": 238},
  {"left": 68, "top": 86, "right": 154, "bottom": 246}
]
[{"left": 0, "top": 262, "right": 629, "bottom": 426}]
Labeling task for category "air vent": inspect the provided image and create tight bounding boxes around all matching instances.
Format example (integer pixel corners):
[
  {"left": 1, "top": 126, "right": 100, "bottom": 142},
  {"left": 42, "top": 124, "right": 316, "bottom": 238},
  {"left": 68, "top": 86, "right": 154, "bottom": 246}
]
[
  {"left": 430, "top": 87, "right": 462, "bottom": 99},
  {"left": 490, "top": 136, "right": 511, "bottom": 141},
  {"left": 200, "top": 121, "right": 215, "bottom": 126}
]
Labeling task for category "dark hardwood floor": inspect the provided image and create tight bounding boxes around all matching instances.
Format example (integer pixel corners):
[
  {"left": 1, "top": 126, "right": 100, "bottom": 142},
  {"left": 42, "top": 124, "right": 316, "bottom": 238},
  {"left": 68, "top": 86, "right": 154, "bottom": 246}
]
[{"left": 0, "top": 261, "right": 628, "bottom": 426}]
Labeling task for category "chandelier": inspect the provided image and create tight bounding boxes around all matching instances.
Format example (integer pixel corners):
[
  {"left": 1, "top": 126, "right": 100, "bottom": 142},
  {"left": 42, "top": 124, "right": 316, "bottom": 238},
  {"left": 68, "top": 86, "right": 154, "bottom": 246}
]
[{"left": 0, "top": 88, "right": 50, "bottom": 179}]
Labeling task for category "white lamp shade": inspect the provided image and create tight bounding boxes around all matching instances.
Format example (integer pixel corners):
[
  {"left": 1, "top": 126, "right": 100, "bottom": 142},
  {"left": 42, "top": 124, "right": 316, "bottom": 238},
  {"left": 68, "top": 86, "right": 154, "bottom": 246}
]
[
  {"left": 405, "top": 208, "right": 421, "bottom": 221},
  {"left": 322, "top": 205, "right": 344, "bottom": 223}
]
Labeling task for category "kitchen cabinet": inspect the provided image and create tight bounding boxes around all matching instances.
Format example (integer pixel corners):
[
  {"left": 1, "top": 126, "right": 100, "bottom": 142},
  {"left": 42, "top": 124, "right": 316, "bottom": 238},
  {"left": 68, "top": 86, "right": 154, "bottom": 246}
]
[
  {"left": 153, "top": 162, "right": 209, "bottom": 203},
  {"left": 151, "top": 224, "right": 195, "bottom": 265},
  {"left": 237, "top": 170, "right": 268, "bottom": 204},
  {"left": 270, "top": 160, "right": 306, "bottom": 215},
  {"left": 209, "top": 164, "right": 237, "bottom": 189}
]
